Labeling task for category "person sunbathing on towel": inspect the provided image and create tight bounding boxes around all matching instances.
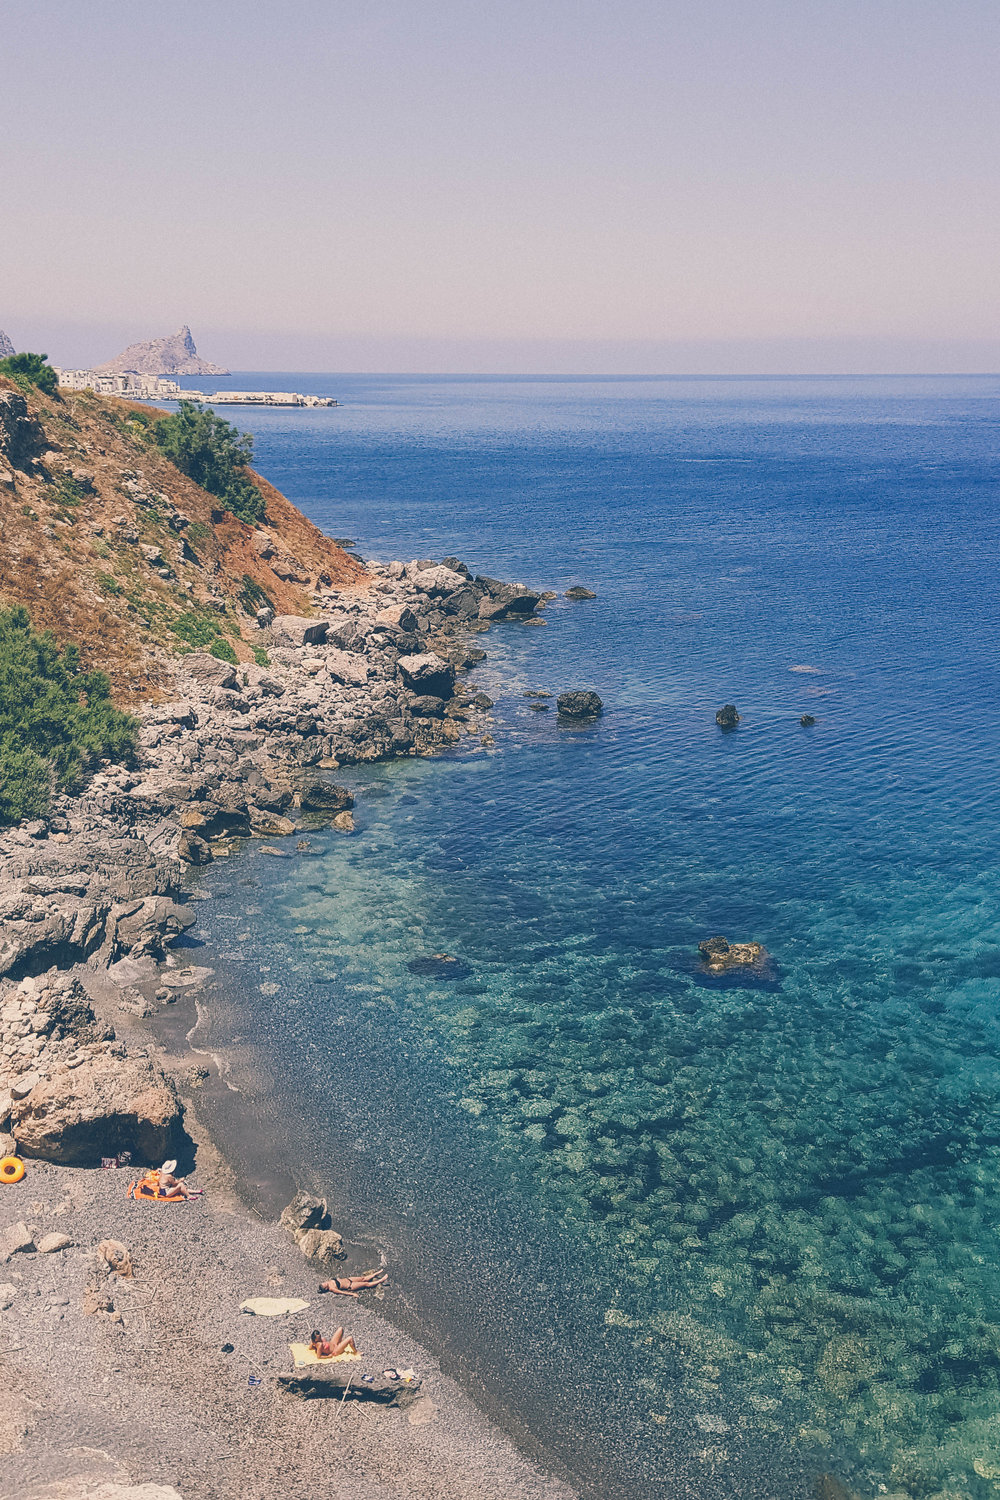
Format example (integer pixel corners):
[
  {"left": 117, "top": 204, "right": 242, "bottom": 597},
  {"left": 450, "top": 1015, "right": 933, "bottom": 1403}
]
[
  {"left": 154, "top": 1160, "right": 190, "bottom": 1199},
  {"left": 318, "top": 1270, "right": 388, "bottom": 1298},
  {"left": 309, "top": 1327, "right": 358, "bottom": 1358}
]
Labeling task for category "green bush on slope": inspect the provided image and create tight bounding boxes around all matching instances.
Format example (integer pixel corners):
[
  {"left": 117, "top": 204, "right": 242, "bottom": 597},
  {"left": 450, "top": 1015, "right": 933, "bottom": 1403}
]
[
  {"left": 0, "top": 352, "right": 59, "bottom": 397},
  {"left": 153, "top": 400, "right": 265, "bottom": 524},
  {"left": 0, "top": 606, "right": 138, "bottom": 824}
]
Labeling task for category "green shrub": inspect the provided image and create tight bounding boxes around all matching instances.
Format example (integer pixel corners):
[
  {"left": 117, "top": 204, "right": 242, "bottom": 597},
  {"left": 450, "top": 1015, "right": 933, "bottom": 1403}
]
[
  {"left": 209, "top": 638, "right": 238, "bottom": 664},
  {"left": 252, "top": 646, "right": 270, "bottom": 667},
  {"left": 237, "top": 572, "right": 275, "bottom": 616},
  {"left": 0, "top": 352, "right": 59, "bottom": 397},
  {"left": 0, "top": 606, "right": 138, "bottom": 824},
  {"left": 153, "top": 401, "right": 265, "bottom": 524}
]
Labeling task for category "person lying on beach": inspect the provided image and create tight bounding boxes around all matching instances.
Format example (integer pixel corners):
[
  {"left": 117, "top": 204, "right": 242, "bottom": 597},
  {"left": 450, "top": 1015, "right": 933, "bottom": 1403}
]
[
  {"left": 318, "top": 1271, "right": 388, "bottom": 1298},
  {"left": 309, "top": 1327, "right": 358, "bottom": 1358}
]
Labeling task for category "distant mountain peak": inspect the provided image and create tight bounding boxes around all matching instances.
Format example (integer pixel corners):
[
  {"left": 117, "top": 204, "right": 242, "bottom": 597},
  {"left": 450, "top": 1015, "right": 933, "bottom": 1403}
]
[
  {"left": 0, "top": 329, "right": 15, "bottom": 359},
  {"left": 94, "top": 326, "right": 229, "bottom": 377}
]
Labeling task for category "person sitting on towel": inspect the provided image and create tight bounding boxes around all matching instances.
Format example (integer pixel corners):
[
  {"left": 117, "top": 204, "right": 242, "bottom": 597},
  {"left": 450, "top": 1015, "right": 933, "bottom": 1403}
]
[
  {"left": 318, "top": 1270, "right": 388, "bottom": 1298},
  {"left": 309, "top": 1327, "right": 358, "bottom": 1358},
  {"left": 155, "top": 1160, "right": 190, "bottom": 1199}
]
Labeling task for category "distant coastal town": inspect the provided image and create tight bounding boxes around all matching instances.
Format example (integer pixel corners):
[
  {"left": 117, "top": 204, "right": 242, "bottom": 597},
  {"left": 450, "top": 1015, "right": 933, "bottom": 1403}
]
[
  {"left": 1, "top": 323, "right": 338, "bottom": 407},
  {"left": 53, "top": 368, "right": 339, "bottom": 407}
]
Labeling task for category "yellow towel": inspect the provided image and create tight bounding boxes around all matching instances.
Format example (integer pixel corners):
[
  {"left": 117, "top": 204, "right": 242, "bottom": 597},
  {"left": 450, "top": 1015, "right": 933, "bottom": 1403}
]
[{"left": 289, "top": 1341, "right": 361, "bottom": 1368}]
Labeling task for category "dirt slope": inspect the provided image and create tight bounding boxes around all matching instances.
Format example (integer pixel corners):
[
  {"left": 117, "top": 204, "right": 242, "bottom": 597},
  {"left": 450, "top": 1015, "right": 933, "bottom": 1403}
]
[{"left": 0, "top": 378, "right": 365, "bottom": 699}]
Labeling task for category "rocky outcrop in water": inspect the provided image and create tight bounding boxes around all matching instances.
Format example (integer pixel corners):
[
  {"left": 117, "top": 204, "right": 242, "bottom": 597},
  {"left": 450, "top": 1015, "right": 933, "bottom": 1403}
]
[
  {"left": 715, "top": 703, "right": 740, "bottom": 728},
  {"left": 564, "top": 585, "right": 597, "bottom": 599},
  {"left": 556, "top": 690, "right": 603, "bottom": 720},
  {"left": 698, "top": 936, "right": 766, "bottom": 972}
]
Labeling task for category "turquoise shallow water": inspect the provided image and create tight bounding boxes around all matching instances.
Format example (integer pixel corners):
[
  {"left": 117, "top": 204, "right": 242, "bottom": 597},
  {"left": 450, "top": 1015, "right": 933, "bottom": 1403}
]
[{"left": 179, "top": 374, "right": 1000, "bottom": 1499}]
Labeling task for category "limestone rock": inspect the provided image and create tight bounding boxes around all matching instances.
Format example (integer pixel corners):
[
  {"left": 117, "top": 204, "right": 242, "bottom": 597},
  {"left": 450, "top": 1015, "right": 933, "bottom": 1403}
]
[
  {"left": 295, "top": 1226, "right": 345, "bottom": 1266},
  {"left": 410, "top": 565, "right": 468, "bottom": 596},
  {"left": 177, "top": 830, "right": 212, "bottom": 864},
  {"left": 375, "top": 603, "right": 419, "bottom": 631},
  {"left": 97, "top": 1239, "right": 133, "bottom": 1277},
  {"left": 94, "top": 323, "right": 228, "bottom": 377},
  {"left": 556, "top": 690, "right": 603, "bottom": 720},
  {"left": 299, "top": 780, "right": 354, "bottom": 813},
  {"left": 1, "top": 1222, "right": 35, "bottom": 1261},
  {"left": 698, "top": 936, "right": 766, "bottom": 972},
  {"left": 397, "top": 653, "right": 456, "bottom": 700},
  {"left": 11, "top": 1053, "right": 184, "bottom": 1165},
  {"left": 37, "top": 1231, "right": 73, "bottom": 1253},
  {"left": 324, "top": 648, "right": 369, "bottom": 685},
  {"left": 271, "top": 615, "right": 328, "bottom": 647},
  {"left": 182, "top": 653, "right": 238, "bottom": 690},
  {"left": 332, "top": 811, "right": 355, "bottom": 832},
  {"left": 279, "top": 1191, "right": 328, "bottom": 1235}
]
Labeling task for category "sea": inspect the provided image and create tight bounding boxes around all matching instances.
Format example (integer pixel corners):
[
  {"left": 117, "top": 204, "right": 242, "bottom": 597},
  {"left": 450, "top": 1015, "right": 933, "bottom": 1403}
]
[{"left": 172, "top": 372, "right": 1000, "bottom": 1500}]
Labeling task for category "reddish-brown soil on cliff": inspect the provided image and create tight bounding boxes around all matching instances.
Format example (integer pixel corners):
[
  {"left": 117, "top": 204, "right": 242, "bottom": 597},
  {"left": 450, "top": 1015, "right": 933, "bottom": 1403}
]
[{"left": 0, "top": 379, "right": 366, "bottom": 699}]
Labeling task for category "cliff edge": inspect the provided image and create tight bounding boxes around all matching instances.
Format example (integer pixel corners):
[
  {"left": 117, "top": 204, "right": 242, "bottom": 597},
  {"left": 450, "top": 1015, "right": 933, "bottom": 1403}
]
[
  {"left": 0, "top": 376, "right": 364, "bottom": 698},
  {"left": 94, "top": 324, "right": 229, "bottom": 377}
]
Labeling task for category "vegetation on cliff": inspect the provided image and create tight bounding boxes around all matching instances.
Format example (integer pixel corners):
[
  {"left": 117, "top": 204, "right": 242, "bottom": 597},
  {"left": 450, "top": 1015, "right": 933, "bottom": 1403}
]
[
  {"left": 153, "top": 400, "right": 265, "bottom": 524},
  {"left": 0, "top": 606, "right": 137, "bottom": 823},
  {"left": 0, "top": 351, "right": 59, "bottom": 397},
  {"left": 0, "top": 376, "right": 364, "bottom": 698}
]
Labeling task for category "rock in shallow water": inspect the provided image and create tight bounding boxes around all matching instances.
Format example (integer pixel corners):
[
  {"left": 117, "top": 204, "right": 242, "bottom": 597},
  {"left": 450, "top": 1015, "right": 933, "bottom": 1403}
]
[
  {"left": 556, "top": 690, "right": 603, "bottom": 720},
  {"left": 715, "top": 703, "right": 740, "bottom": 728},
  {"left": 407, "top": 953, "right": 471, "bottom": 981},
  {"left": 564, "top": 585, "right": 597, "bottom": 599}
]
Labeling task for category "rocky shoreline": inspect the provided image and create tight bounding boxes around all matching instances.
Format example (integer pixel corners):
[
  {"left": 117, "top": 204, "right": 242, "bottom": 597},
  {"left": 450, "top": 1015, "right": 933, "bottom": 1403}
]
[{"left": 0, "top": 554, "right": 583, "bottom": 1500}]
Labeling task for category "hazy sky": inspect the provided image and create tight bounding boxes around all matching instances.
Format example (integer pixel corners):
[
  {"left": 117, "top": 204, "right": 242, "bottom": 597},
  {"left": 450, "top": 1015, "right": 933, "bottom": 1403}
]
[{"left": 4, "top": 1, "right": 998, "bottom": 372}]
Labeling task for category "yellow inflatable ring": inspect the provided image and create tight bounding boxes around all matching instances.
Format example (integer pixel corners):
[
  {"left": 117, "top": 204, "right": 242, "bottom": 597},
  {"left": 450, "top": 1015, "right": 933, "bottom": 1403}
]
[{"left": 0, "top": 1155, "right": 25, "bottom": 1184}]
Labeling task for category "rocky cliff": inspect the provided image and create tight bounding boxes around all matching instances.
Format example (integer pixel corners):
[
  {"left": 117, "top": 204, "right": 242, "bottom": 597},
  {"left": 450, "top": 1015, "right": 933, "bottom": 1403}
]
[
  {"left": 94, "top": 325, "right": 229, "bottom": 377},
  {"left": 0, "top": 376, "right": 364, "bottom": 696},
  {"left": 0, "top": 328, "right": 15, "bottom": 358}
]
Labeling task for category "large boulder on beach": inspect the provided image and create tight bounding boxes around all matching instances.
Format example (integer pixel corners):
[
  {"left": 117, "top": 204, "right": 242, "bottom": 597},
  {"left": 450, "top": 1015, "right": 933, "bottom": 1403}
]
[
  {"left": 271, "top": 615, "right": 329, "bottom": 647},
  {"left": 397, "top": 653, "right": 456, "bottom": 699},
  {"left": 556, "top": 690, "right": 603, "bottom": 720},
  {"left": 10, "top": 1053, "right": 184, "bottom": 1165}
]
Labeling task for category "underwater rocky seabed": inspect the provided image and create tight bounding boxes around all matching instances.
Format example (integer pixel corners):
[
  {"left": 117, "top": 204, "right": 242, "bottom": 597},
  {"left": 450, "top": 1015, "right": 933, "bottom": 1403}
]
[{"left": 175, "top": 373, "right": 1000, "bottom": 1498}]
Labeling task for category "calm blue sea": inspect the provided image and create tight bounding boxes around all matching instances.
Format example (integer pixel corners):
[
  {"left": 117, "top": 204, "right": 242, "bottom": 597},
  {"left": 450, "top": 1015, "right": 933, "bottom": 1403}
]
[{"left": 177, "top": 373, "right": 1000, "bottom": 1500}]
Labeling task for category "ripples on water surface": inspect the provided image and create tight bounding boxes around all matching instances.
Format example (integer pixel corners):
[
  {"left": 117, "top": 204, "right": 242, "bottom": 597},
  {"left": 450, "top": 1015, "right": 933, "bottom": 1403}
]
[{"left": 181, "top": 374, "right": 1000, "bottom": 1499}]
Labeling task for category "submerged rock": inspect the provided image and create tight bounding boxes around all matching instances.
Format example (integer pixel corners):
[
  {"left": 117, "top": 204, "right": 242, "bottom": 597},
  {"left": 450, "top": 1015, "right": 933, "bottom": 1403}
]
[
  {"left": 698, "top": 936, "right": 766, "bottom": 972},
  {"left": 556, "top": 690, "right": 603, "bottom": 720},
  {"left": 407, "top": 953, "right": 471, "bottom": 981},
  {"left": 715, "top": 704, "right": 740, "bottom": 728}
]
